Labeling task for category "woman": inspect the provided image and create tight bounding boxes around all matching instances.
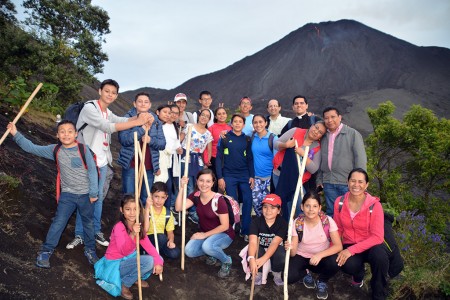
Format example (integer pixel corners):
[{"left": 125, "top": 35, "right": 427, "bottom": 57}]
[
  {"left": 216, "top": 114, "right": 255, "bottom": 240},
  {"left": 334, "top": 168, "right": 387, "bottom": 300},
  {"left": 251, "top": 114, "right": 277, "bottom": 216},
  {"left": 274, "top": 121, "right": 326, "bottom": 220},
  {"left": 175, "top": 169, "right": 234, "bottom": 278}
]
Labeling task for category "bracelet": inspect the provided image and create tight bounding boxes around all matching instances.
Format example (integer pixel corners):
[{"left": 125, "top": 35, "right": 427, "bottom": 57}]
[{"left": 247, "top": 256, "right": 255, "bottom": 262}]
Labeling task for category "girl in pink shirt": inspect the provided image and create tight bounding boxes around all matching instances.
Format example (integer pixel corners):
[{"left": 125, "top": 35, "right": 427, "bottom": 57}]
[{"left": 285, "top": 191, "right": 342, "bottom": 300}]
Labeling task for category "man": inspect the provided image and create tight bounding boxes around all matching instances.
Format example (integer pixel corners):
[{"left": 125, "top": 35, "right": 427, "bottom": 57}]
[
  {"left": 266, "top": 99, "right": 291, "bottom": 136},
  {"left": 174, "top": 93, "right": 195, "bottom": 128},
  {"left": 239, "top": 96, "right": 254, "bottom": 136},
  {"left": 67, "top": 79, "right": 152, "bottom": 249},
  {"left": 193, "top": 90, "right": 214, "bottom": 127},
  {"left": 280, "top": 95, "right": 317, "bottom": 136},
  {"left": 317, "top": 107, "right": 367, "bottom": 217}
]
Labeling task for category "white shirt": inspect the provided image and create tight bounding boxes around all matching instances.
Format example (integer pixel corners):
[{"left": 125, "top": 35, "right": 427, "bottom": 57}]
[{"left": 268, "top": 114, "right": 291, "bottom": 136}]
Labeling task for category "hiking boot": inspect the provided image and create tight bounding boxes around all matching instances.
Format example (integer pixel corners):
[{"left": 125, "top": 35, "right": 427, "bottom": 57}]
[
  {"left": 66, "top": 235, "right": 83, "bottom": 249},
  {"left": 84, "top": 249, "right": 99, "bottom": 265},
  {"left": 272, "top": 271, "right": 284, "bottom": 286},
  {"left": 351, "top": 276, "right": 364, "bottom": 288},
  {"left": 218, "top": 256, "right": 232, "bottom": 278},
  {"left": 254, "top": 272, "right": 262, "bottom": 285},
  {"left": 121, "top": 284, "right": 133, "bottom": 300},
  {"left": 316, "top": 281, "right": 329, "bottom": 299},
  {"left": 134, "top": 280, "right": 149, "bottom": 288},
  {"left": 303, "top": 272, "right": 316, "bottom": 289},
  {"left": 36, "top": 251, "right": 52, "bottom": 268},
  {"left": 95, "top": 232, "right": 110, "bottom": 246},
  {"left": 206, "top": 256, "right": 218, "bottom": 265},
  {"left": 188, "top": 212, "right": 199, "bottom": 224}
]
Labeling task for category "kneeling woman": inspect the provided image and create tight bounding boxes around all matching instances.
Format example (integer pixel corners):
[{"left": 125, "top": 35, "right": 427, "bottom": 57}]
[
  {"left": 286, "top": 191, "right": 342, "bottom": 300},
  {"left": 334, "top": 168, "right": 388, "bottom": 300},
  {"left": 175, "top": 169, "right": 235, "bottom": 278}
]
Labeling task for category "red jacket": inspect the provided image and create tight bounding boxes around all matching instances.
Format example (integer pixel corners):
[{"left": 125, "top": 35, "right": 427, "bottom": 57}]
[{"left": 333, "top": 192, "right": 384, "bottom": 255}]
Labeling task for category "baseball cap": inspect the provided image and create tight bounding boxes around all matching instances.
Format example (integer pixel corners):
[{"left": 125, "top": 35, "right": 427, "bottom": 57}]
[
  {"left": 174, "top": 93, "right": 187, "bottom": 102},
  {"left": 261, "top": 194, "right": 282, "bottom": 207}
]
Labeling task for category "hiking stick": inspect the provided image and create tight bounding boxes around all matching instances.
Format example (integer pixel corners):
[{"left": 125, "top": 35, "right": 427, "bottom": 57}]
[
  {"left": 137, "top": 127, "right": 149, "bottom": 195},
  {"left": 181, "top": 124, "right": 193, "bottom": 271},
  {"left": 249, "top": 237, "right": 261, "bottom": 300},
  {"left": 137, "top": 146, "right": 163, "bottom": 282},
  {"left": 0, "top": 82, "right": 43, "bottom": 146},
  {"left": 283, "top": 142, "right": 309, "bottom": 300},
  {"left": 134, "top": 132, "right": 143, "bottom": 300}
]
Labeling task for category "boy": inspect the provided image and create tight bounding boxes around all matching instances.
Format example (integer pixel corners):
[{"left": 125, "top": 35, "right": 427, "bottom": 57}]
[
  {"left": 67, "top": 79, "right": 152, "bottom": 249},
  {"left": 193, "top": 90, "right": 214, "bottom": 127},
  {"left": 7, "top": 121, "right": 99, "bottom": 268},
  {"left": 145, "top": 182, "right": 180, "bottom": 259}
]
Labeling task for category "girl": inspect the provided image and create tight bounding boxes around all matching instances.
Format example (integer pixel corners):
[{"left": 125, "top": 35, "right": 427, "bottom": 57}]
[
  {"left": 251, "top": 114, "right": 277, "bottom": 216},
  {"left": 180, "top": 108, "right": 213, "bottom": 223},
  {"left": 285, "top": 191, "right": 342, "bottom": 300},
  {"left": 207, "top": 107, "right": 232, "bottom": 191},
  {"left": 94, "top": 195, "right": 164, "bottom": 299},
  {"left": 175, "top": 169, "right": 235, "bottom": 278},
  {"left": 215, "top": 114, "right": 255, "bottom": 240},
  {"left": 247, "top": 194, "right": 287, "bottom": 286}
]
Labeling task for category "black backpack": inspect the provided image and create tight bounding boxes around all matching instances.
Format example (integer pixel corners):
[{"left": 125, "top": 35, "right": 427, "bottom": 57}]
[
  {"left": 63, "top": 101, "right": 95, "bottom": 132},
  {"left": 250, "top": 132, "right": 275, "bottom": 152}
]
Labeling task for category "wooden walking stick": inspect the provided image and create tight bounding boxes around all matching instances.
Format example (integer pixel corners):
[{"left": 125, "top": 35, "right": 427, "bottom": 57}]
[
  {"left": 0, "top": 82, "right": 43, "bottom": 146},
  {"left": 283, "top": 142, "right": 309, "bottom": 300},
  {"left": 249, "top": 237, "right": 261, "bottom": 300},
  {"left": 134, "top": 132, "right": 143, "bottom": 300},
  {"left": 181, "top": 124, "right": 193, "bottom": 270},
  {"left": 137, "top": 146, "right": 163, "bottom": 282},
  {"left": 137, "top": 127, "right": 149, "bottom": 195}
]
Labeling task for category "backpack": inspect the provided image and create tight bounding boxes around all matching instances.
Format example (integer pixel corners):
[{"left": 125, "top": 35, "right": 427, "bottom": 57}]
[
  {"left": 295, "top": 211, "right": 331, "bottom": 242},
  {"left": 193, "top": 191, "right": 240, "bottom": 228},
  {"left": 52, "top": 142, "right": 99, "bottom": 202},
  {"left": 251, "top": 132, "right": 275, "bottom": 152},
  {"left": 63, "top": 101, "right": 95, "bottom": 132}
]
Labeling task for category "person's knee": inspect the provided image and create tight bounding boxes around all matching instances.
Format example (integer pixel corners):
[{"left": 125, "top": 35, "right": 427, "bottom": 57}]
[
  {"left": 368, "top": 245, "right": 389, "bottom": 268},
  {"left": 140, "top": 256, "right": 154, "bottom": 273}
]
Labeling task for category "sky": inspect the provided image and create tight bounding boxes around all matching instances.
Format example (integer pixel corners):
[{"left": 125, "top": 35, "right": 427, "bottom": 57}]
[{"left": 18, "top": 0, "right": 450, "bottom": 92}]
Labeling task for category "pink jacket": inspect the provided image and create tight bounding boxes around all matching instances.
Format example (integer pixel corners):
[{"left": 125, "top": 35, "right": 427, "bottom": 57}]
[
  {"left": 105, "top": 222, "right": 164, "bottom": 266},
  {"left": 333, "top": 192, "right": 384, "bottom": 255}
]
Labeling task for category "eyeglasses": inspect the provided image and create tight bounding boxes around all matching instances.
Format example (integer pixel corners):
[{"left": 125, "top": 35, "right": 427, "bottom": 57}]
[{"left": 313, "top": 124, "right": 325, "bottom": 135}]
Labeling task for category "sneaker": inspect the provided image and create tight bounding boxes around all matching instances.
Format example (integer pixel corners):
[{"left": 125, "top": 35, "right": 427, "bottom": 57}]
[
  {"left": 217, "top": 256, "right": 232, "bottom": 278},
  {"left": 170, "top": 207, "right": 179, "bottom": 217},
  {"left": 95, "top": 232, "right": 110, "bottom": 246},
  {"left": 84, "top": 249, "right": 99, "bottom": 265},
  {"left": 303, "top": 272, "right": 316, "bottom": 289},
  {"left": 316, "top": 281, "right": 329, "bottom": 299},
  {"left": 36, "top": 251, "right": 52, "bottom": 268},
  {"left": 206, "top": 256, "right": 218, "bottom": 266},
  {"left": 272, "top": 271, "right": 284, "bottom": 286},
  {"left": 173, "top": 218, "right": 178, "bottom": 226},
  {"left": 188, "top": 212, "right": 199, "bottom": 224},
  {"left": 351, "top": 277, "right": 364, "bottom": 288},
  {"left": 66, "top": 235, "right": 83, "bottom": 249},
  {"left": 254, "top": 272, "right": 262, "bottom": 285},
  {"left": 239, "top": 233, "right": 249, "bottom": 242}
]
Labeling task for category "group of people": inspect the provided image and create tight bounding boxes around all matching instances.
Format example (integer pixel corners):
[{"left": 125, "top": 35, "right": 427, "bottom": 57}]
[{"left": 6, "top": 78, "right": 400, "bottom": 300}]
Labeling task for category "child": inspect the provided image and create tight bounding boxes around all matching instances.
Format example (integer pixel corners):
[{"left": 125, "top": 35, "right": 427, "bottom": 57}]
[
  {"left": 285, "top": 191, "right": 342, "bottom": 300},
  {"left": 94, "top": 195, "right": 164, "bottom": 299},
  {"left": 145, "top": 182, "right": 180, "bottom": 259},
  {"left": 246, "top": 194, "right": 287, "bottom": 286},
  {"left": 175, "top": 169, "right": 234, "bottom": 278},
  {"left": 6, "top": 121, "right": 99, "bottom": 268}
]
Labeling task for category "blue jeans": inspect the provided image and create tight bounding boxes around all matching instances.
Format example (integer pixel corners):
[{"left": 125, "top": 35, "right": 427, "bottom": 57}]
[
  {"left": 224, "top": 176, "right": 252, "bottom": 235},
  {"left": 149, "top": 234, "right": 181, "bottom": 259},
  {"left": 185, "top": 232, "right": 233, "bottom": 263},
  {"left": 180, "top": 164, "right": 196, "bottom": 215},
  {"left": 323, "top": 183, "right": 348, "bottom": 217},
  {"left": 75, "top": 165, "right": 107, "bottom": 237},
  {"left": 285, "top": 186, "right": 306, "bottom": 220},
  {"left": 42, "top": 192, "right": 95, "bottom": 252},
  {"left": 165, "top": 168, "right": 176, "bottom": 211},
  {"left": 119, "top": 255, "right": 154, "bottom": 288},
  {"left": 122, "top": 167, "right": 155, "bottom": 206}
]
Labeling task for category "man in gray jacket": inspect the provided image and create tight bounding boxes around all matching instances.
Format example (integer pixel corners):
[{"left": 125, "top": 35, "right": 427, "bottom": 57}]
[{"left": 317, "top": 107, "right": 367, "bottom": 217}]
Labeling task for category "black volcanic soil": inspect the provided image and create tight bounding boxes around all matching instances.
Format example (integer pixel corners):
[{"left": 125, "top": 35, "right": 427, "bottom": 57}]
[{"left": 0, "top": 109, "right": 371, "bottom": 300}]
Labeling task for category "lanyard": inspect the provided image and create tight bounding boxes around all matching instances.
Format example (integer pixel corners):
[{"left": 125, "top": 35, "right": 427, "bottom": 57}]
[{"left": 97, "top": 100, "right": 109, "bottom": 146}]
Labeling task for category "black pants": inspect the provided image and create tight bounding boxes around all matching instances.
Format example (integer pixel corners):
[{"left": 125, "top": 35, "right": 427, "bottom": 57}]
[
  {"left": 257, "top": 245, "right": 286, "bottom": 273},
  {"left": 287, "top": 254, "right": 340, "bottom": 284},
  {"left": 341, "top": 244, "right": 389, "bottom": 300}
]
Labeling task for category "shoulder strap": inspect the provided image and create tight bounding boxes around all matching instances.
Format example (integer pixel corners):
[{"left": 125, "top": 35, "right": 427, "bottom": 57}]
[
  {"left": 77, "top": 101, "right": 96, "bottom": 132},
  {"left": 309, "top": 115, "right": 316, "bottom": 126},
  {"left": 165, "top": 207, "right": 171, "bottom": 227},
  {"left": 287, "top": 119, "right": 293, "bottom": 130},
  {"left": 53, "top": 143, "right": 62, "bottom": 162},
  {"left": 77, "top": 143, "right": 88, "bottom": 169},
  {"left": 268, "top": 133, "right": 275, "bottom": 151},
  {"left": 211, "top": 193, "right": 221, "bottom": 213},
  {"left": 338, "top": 195, "right": 345, "bottom": 213}
]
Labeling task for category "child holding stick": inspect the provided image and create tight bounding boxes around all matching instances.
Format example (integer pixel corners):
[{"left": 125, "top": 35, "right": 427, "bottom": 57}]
[
  {"left": 6, "top": 121, "right": 99, "bottom": 268},
  {"left": 94, "top": 195, "right": 163, "bottom": 299}
]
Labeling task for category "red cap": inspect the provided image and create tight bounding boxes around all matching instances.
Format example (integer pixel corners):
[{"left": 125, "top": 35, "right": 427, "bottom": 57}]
[{"left": 261, "top": 194, "right": 282, "bottom": 206}]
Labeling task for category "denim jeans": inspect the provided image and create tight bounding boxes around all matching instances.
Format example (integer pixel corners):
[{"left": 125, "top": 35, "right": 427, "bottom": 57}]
[
  {"left": 285, "top": 185, "right": 306, "bottom": 221},
  {"left": 224, "top": 176, "right": 252, "bottom": 235},
  {"left": 180, "top": 164, "right": 196, "bottom": 215},
  {"left": 122, "top": 167, "right": 155, "bottom": 206},
  {"left": 75, "top": 165, "right": 107, "bottom": 237},
  {"left": 149, "top": 234, "right": 181, "bottom": 259},
  {"left": 323, "top": 183, "right": 348, "bottom": 217},
  {"left": 164, "top": 168, "right": 176, "bottom": 211},
  {"left": 119, "top": 255, "right": 154, "bottom": 288},
  {"left": 42, "top": 192, "right": 95, "bottom": 252},
  {"left": 185, "top": 232, "right": 233, "bottom": 263}
]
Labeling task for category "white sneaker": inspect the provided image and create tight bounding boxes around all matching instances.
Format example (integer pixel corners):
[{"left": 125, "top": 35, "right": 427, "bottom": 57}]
[{"left": 66, "top": 235, "right": 83, "bottom": 249}]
